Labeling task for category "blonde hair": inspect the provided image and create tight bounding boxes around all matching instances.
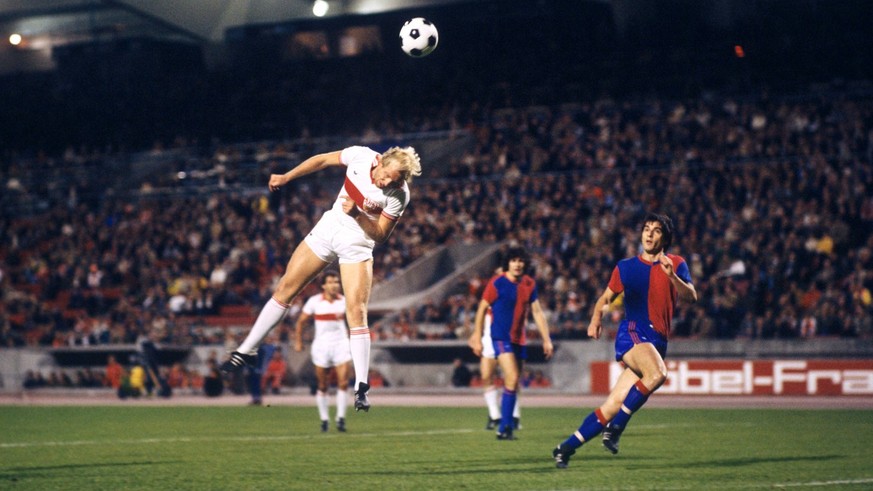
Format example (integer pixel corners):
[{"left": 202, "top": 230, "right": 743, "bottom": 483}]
[{"left": 382, "top": 146, "right": 422, "bottom": 183}]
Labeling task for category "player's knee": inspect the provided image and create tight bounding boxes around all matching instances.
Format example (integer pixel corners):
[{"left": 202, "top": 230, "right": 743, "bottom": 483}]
[
  {"left": 274, "top": 276, "right": 298, "bottom": 303},
  {"left": 647, "top": 368, "right": 668, "bottom": 390},
  {"left": 345, "top": 303, "right": 367, "bottom": 324}
]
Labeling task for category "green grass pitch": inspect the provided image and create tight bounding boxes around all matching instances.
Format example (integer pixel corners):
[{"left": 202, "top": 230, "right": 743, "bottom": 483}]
[{"left": 1, "top": 405, "right": 872, "bottom": 490}]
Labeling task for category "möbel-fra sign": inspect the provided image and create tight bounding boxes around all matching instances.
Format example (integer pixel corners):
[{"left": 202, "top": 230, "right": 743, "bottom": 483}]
[{"left": 590, "top": 360, "right": 873, "bottom": 395}]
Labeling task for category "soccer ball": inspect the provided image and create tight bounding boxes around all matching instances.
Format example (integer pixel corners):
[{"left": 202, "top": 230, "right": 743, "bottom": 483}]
[{"left": 399, "top": 17, "right": 438, "bottom": 58}]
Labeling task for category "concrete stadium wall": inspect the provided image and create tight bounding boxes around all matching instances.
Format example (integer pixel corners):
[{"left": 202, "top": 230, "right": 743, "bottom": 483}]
[{"left": 4, "top": 338, "right": 872, "bottom": 394}]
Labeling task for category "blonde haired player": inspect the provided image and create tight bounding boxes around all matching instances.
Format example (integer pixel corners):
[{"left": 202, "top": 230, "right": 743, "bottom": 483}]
[
  {"left": 221, "top": 145, "right": 422, "bottom": 412},
  {"left": 295, "top": 270, "right": 351, "bottom": 432}
]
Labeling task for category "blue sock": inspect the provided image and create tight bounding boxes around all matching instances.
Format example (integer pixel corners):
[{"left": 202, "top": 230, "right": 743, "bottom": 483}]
[
  {"left": 562, "top": 409, "right": 607, "bottom": 450},
  {"left": 611, "top": 381, "right": 651, "bottom": 429},
  {"left": 499, "top": 389, "right": 516, "bottom": 433}
]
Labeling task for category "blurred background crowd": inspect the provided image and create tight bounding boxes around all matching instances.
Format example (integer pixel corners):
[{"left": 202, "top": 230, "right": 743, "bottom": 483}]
[{"left": 3, "top": 91, "right": 871, "bottom": 349}]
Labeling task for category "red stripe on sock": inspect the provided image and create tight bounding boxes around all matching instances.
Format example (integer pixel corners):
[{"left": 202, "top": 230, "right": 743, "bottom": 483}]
[
  {"left": 635, "top": 380, "right": 652, "bottom": 396},
  {"left": 271, "top": 296, "right": 289, "bottom": 309},
  {"left": 594, "top": 408, "right": 609, "bottom": 426}
]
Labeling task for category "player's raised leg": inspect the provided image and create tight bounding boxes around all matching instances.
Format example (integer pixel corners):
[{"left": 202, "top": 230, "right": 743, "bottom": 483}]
[
  {"left": 604, "top": 343, "right": 667, "bottom": 453},
  {"left": 221, "top": 242, "right": 328, "bottom": 373},
  {"left": 552, "top": 368, "right": 639, "bottom": 467}
]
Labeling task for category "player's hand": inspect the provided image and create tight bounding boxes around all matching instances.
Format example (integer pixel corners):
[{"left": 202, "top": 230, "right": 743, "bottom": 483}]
[
  {"left": 468, "top": 335, "right": 483, "bottom": 357},
  {"left": 269, "top": 174, "right": 289, "bottom": 192},
  {"left": 587, "top": 319, "right": 602, "bottom": 340},
  {"left": 542, "top": 338, "right": 554, "bottom": 360},
  {"left": 658, "top": 252, "right": 675, "bottom": 278},
  {"left": 341, "top": 195, "right": 359, "bottom": 216}
]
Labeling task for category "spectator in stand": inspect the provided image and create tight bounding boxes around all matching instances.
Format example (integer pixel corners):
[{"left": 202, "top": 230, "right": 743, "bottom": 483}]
[
  {"left": 104, "top": 354, "right": 124, "bottom": 390},
  {"left": 263, "top": 349, "right": 287, "bottom": 395},
  {"left": 529, "top": 370, "right": 552, "bottom": 388},
  {"left": 451, "top": 358, "right": 473, "bottom": 387}
]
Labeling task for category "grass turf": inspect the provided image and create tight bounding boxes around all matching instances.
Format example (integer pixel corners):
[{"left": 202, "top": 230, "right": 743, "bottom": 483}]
[{"left": 1, "top": 405, "right": 872, "bottom": 490}]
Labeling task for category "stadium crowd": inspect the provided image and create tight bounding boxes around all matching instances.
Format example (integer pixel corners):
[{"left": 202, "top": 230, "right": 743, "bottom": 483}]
[{"left": 2, "top": 89, "right": 873, "bottom": 352}]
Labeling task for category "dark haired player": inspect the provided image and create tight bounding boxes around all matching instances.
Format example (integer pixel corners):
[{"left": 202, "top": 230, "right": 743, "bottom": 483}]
[
  {"left": 294, "top": 270, "right": 351, "bottom": 432},
  {"left": 469, "top": 246, "right": 554, "bottom": 440},
  {"left": 552, "top": 213, "right": 697, "bottom": 468}
]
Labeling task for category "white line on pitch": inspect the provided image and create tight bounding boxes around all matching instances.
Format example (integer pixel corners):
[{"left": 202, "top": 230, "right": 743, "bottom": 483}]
[
  {"left": 0, "top": 428, "right": 474, "bottom": 449},
  {"left": 770, "top": 478, "right": 873, "bottom": 488}
]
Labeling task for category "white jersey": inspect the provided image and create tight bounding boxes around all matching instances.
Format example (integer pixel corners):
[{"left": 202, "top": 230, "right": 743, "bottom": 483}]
[
  {"left": 328, "top": 146, "right": 411, "bottom": 236},
  {"left": 302, "top": 293, "right": 351, "bottom": 368},
  {"left": 302, "top": 293, "right": 348, "bottom": 341}
]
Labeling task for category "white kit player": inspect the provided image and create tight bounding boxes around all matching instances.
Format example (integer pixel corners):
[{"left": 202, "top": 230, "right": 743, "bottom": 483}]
[
  {"left": 295, "top": 271, "right": 352, "bottom": 432},
  {"left": 221, "top": 145, "right": 422, "bottom": 412}
]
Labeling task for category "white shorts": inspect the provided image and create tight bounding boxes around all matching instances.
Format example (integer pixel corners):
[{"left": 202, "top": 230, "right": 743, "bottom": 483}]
[
  {"left": 481, "top": 333, "right": 495, "bottom": 358},
  {"left": 311, "top": 335, "right": 352, "bottom": 368},
  {"left": 304, "top": 211, "right": 375, "bottom": 264}
]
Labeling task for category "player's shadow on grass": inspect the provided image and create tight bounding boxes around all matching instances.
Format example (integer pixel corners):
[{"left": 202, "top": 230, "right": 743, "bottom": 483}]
[
  {"left": 339, "top": 456, "right": 587, "bottom": 477},
  {"left": 695, "top": 455, "right": 840, "bottom": 468},
  {"left": 627, "top": 455, "right": 840, "bottom": 470},
  {"left": 1, "top": 460, "right": 174, "bottom": 480}
]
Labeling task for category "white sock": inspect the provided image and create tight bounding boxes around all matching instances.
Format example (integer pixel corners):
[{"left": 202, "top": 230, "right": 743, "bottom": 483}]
[
  {"left": 484, "top": 386, "right": 501, "bottom": 419},
  {"left": 348, "top": 327, "right": 370, "bottom": 391},
  {"left": 316, "top": 390, "right": 329, "bottom": 421},
  {"left": 237, "top": 297, "right": 288, "bottom": 355},
  {"left": 513, "top": 398, "right": 521, "bottom": 419},
  {"left": 336, "top": 389, "right": 348, "bottom": 419}
]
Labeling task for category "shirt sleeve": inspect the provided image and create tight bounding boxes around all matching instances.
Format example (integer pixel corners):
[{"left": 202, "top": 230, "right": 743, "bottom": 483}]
[
  {"left": 302, "top": 296, "right": 316, "bottom": 315},
  {"left": 607, "top": 266, "right": 624, "bottom": 294},
  {"left": 381, "top": 187, "right": 410, "bottom": 220},
  {"left": 528, "top": 278, "right": 538, "bottom": 303},
  {"left": 482, "top": 277, "right": 499, "bottom": 304},
  {"left": 674, "top": 256, "right": 693, "bottom": 284},
  {"left": 340, "top": 146, "right": 372, "bottom": 167}
]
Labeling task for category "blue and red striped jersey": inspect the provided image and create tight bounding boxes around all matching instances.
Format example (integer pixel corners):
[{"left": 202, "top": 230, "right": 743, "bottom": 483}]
[
  {"left": 607, "top": 254, "right": 692, "bottom": 338},
  {"left": 482, "top": 274, "right": 538, "bottom": 345}
]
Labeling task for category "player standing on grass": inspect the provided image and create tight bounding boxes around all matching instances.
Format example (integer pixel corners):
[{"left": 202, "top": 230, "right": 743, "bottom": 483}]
[
  {"left": 469, "top": 246, "right": 554, "bottom": 440},
  {"left": 294, "top": 270, "right": 351, "bottom": 432},
  {"left": 220, "top": 146, "right": 421, "bottom": 412},
  {"left": 552, "top": 212, "right": 697, "bottom": 468},
  {"left": 477, "top": 299, "right": 523, "bottom": 430}
]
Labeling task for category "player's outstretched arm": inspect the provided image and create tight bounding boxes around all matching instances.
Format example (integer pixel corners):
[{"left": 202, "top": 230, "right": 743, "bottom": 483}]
[{"left": 269, "top": 151, "right": 344, "bottom": 192}]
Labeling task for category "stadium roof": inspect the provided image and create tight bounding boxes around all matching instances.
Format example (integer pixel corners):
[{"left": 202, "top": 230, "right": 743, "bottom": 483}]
[
  {"left": 0, "top": 0, "right": 470, "bottom": 43},
  {"left": 0, "top": 0, "right": 473, "bottom": 72}
]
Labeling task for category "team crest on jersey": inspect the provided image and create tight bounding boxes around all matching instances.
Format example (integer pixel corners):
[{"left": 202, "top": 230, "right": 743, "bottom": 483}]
[{"left": 362, "top": 197, "right": 384, "bottom": 213}]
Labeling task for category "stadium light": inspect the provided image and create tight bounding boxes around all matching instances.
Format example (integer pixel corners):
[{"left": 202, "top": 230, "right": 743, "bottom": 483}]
[
  {"left": 313, "top": 0, "right": 329, "bottom": 17},
  {"left": 9, "top": 33, "right": 22, "bottom": 46}
]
